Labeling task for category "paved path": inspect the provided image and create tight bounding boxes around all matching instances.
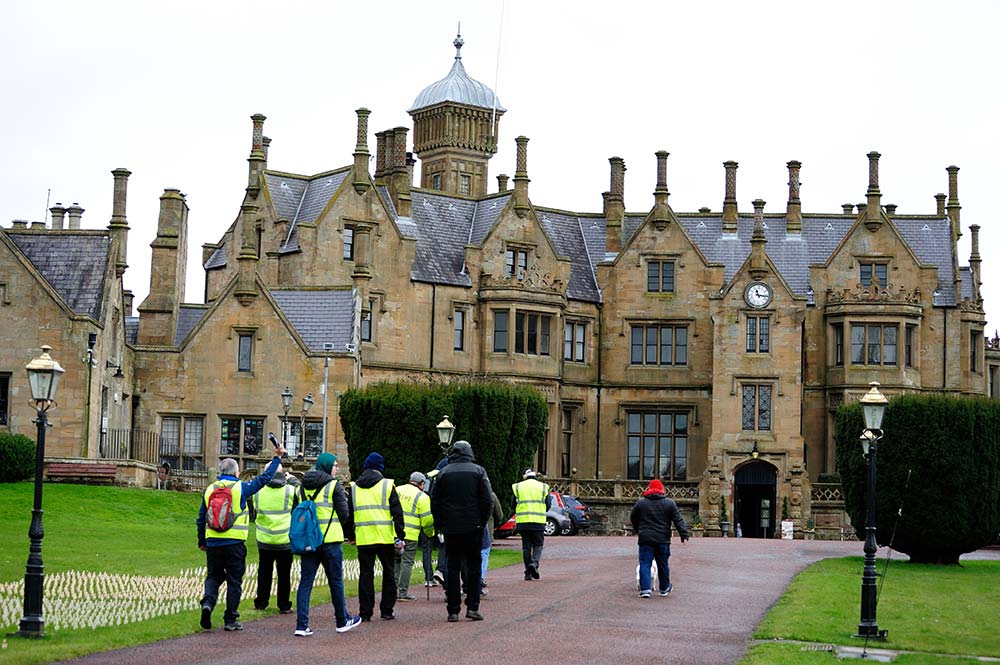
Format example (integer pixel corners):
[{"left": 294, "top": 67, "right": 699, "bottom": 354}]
[{"left": 71, "top": 537, "right": 889, "bottom": 664}]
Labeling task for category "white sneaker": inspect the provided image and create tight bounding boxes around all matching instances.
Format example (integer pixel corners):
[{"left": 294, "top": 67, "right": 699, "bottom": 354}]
[
  {"left": 294, "top": 627, "right": 314, "bottom": 637},
  {"left": 336, "top": 615, "right": 362, "bottom": 633}
]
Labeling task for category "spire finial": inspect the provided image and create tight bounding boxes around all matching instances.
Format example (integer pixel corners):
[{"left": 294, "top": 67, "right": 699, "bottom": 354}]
[{"left": 454, "top": 24, "right": 464, "bottom": 60}]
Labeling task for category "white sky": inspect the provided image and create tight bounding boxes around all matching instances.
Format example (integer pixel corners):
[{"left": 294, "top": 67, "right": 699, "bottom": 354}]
[{"left": 3, "top": 1, "right": 998, "bottom": 333}]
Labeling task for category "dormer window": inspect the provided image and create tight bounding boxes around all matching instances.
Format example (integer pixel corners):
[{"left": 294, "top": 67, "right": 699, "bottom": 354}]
[
  {"left": 860, "top": 262, "right": 888, "bottom": 287},
  {"left": 506, "top": 248, "right": 529, "bottom": 278}
]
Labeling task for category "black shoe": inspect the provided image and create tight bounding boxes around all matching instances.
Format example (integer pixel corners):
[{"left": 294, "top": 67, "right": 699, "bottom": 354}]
[
  {"left": 279, "top": 608, "right": 294, "bottom": 614},
  {"left": 466, "top": 610, "right": 483, "bottom": 621},
  {"left": 381, "top": 613, "right": 395, "bottom": 620},
  {"left": 253, "top": 601, "right": 267, "bottom": 610},
  {"left": 531, "top": 567, "right": 540, "bottom": 580},
  {"left": 447, "top": 614, "right": 460, "bottom": 622},
  {"left": 200, "top": 605, "right": 212, "bottom": 630},
  {"left": 524, "top": 573, "right": 533, "bottom": 581},
  {"left": 223, "top": 622, "right": 243, "bottom": 631},
  {"left": 360, "top": 616, "right": 372, "bottom": 622}
]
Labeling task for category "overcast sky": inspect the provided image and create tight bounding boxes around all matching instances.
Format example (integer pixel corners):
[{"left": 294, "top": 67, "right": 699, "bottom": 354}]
[{"left": 3, "top": 1, "right": 998, "bottom": 334}]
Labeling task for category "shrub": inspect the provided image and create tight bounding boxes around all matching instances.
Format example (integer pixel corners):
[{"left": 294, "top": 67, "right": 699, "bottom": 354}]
[
  {"left": 816, "top": 472, "right": 841, "bottom": 484},
  {"left": 835, "top": 394, "right": 1000, "bottom": 564},
  {"left": 339, "top": 381, "right": 547, "bottom": 515},
  {"left": 0, "top": 432, "right": 36, "bottom": 482}
]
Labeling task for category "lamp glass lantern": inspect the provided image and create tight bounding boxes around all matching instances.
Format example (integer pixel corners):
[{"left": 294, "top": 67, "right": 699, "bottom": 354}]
[
  {"left": 281, "top": 386, "right": 293, "bottom": 414},
  {"left": 436, "top": 415, "right": 456, "bottom": 447},
  {"left": 26, "top": 345, "right": 65, "bottom": 405},
  {"left": 860, "top": 381, "right": 888, "bottom": 431},
  {"left": 302, "top": 393, "right": 314, "bottom": 415}
]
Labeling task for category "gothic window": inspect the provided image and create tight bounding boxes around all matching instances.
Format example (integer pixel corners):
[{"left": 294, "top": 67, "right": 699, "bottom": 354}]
[
  {"left": 630, "top": 324, "right": 688, "bottom": 366},
  {"left": 626, "top": 411, "right": 688, "bottom": 481},
  {"left": 741, "top": 384, "right": 772, "bottom": 431}
]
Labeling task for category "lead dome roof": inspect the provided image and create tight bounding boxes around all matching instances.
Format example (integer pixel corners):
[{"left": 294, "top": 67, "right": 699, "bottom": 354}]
[{"left": 408, "top": 33, "right": 505, "bottom": 113}]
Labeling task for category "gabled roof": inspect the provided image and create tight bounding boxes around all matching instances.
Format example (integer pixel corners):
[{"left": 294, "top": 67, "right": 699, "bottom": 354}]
[
  {"left": 271, "top": 289, "right": 355, "bottom": 353},
  {"left": 176, "top": 305, "right": 209, "bottom": 346},
  {"left": 8, "top": 232, "right": 110, "bottom": 318},
  {"left": 262, "top": 169, "right": 351, "bottom": 255}
]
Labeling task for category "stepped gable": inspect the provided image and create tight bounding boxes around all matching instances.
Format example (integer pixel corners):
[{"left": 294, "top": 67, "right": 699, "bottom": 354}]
[{"left": 10, "top": 233, "right": 110, "bottom": 318}]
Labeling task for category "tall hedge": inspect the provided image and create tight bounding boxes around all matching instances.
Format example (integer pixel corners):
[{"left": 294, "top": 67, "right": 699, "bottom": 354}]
[
  {"left": 835, "top": 394, "right": 1000, "bottom": 564},
  {"left": 339, "top": 381, "right": 547, "bottom": 515},
  {"left": 0, "top": 432, "right": 36, "bottom": 483}
]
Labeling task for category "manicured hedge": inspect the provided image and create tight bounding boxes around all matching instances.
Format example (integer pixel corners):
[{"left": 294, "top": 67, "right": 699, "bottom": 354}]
[
  {"left": 835, "top": 394, "right": 1000, "bottom": 564},
  {"left": 339, "top": 381, "right": 547, "bottom": 515},
  {"left": 0, "top": 432, "right": 36, "bottom": 483}
]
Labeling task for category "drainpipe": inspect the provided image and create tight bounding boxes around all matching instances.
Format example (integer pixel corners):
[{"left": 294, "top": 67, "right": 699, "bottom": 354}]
[
  {"left": 322, "top": 355, "right": 329, "bottom": 452},
  {"left": 942, "top": 309, "right": 948, "bottom": 389},
  {"left": 430, "top": 284, "right": 436, "bottom": 369},
  {"left": 83, "top": 333, "right": 97, "bottom": 456},
  {"left": 595, "top": 302, "right": 603, "bottom": 478}
]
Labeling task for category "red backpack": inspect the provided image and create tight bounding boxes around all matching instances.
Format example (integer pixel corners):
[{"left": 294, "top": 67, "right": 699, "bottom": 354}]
[{"left": 206, "top": 481, "right": 238, "bottom": 531}]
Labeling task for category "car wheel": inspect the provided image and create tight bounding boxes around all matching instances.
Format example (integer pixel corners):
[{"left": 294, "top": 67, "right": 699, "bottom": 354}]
[
  {"left": 560, "top": 522, "right": 576, "bottom": 536},
  {"left": 544, "top": 518, "right": 559, "bottom": 537}
]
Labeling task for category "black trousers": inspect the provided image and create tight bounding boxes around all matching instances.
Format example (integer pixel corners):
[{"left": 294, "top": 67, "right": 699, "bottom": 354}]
[
  {"left": 255, "top": 547, "right": 292, "bottom": 611},
  {"left": 357, "top": 544, "right": 397, "bottom": 619},
  {"left": 520, "top": 530, "right": 545, "bottom": 574},
  {"left": 201, "top": 542, "right": 246, "bottom": 624},
  {"left": 444, "top": 531, "right": 483, "bottom": 615}
]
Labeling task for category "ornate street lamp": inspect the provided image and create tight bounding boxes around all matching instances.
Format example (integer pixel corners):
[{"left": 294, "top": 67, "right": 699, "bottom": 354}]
[
  {"left": 280, "top": 386, "right": 293, "bottom": 450},
  {"left": 18, "top": 346, "right": 65, "bottom": 637},
  {"left": 856, "top": 381, "right": 889, "bottom": 641},
  {"left": 436, "top": 415, "right": 456, "bottom": 453},
  {"left": 299, "top": 393, "right": 314, "bottom": 460}
]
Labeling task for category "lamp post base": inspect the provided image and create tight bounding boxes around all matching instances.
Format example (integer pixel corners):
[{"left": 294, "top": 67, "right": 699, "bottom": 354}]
[{"left": 854, "top": 624, "right": 888, "bottom": 641}]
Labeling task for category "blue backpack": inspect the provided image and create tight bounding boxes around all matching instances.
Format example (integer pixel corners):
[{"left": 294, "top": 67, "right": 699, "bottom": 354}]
[{"left": 289, "top": 483, "right": 335, "bottom": 554}]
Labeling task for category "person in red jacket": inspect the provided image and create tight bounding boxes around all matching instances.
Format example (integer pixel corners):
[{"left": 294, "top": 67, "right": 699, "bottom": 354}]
[{"left": 629, "top": 478, "right": 688, "bottom": 599}]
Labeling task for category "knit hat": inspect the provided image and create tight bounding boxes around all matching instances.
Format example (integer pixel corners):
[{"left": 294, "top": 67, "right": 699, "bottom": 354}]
[
  {"left": 523, "top": 468, "right": 537, "bottom": 479},
  {"left": 643, "top": 479, "right": 665, "bottom": 496},
  {"left": 409, "top": 471, "right": 427, "bottom": 484},
  {"left": 363, "top": 452, "right": 385, "bottom": 471},
  {"left": 315, "top": 452, "right": 338, "bottom": 474}
]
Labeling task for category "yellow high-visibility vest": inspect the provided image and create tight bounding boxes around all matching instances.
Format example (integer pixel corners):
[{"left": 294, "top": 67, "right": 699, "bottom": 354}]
[
  {"left": 312, "top": 479, "right": 345, "bottom": 544},
  {"left": 204, "top": 480, "right": 249, "bottom": 541},
  {"left": 352, "top": 478, "right": 395, "bottom": 546},
  {"left": 252, "top": 484, "right": 295, "bottom": 546},
  {"left": 396, "top": 482, "right": 433, "bottom": 541},
  {"left": 512, "top": 478, "right": 549, "bottom": 526}
]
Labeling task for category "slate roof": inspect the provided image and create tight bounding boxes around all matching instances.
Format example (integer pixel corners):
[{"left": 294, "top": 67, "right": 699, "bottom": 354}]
[
  {"left": 175, "top": 305, "right": 209, "bottom": 345},
  {"left": 205, "top": 243, "right": 227, "bottom": 269},
  {"left": 271, "top": 289, "right": 355, "bottom": 352},
  {"left": 125, "top": 316, "right": 139, "bottom": 345},
  {"left": 9, "top": 232, "right": 110, "bottom": 318},
  {"left": 536, "top": 209, "right": 601, "bottom": 302}
]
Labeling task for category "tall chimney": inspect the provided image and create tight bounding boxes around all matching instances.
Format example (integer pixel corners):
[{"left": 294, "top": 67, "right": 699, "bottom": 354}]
[
  {"left": 374, "top": 130, "right": 388, "bottom": 179},
  {"left": 123, "top": 289, "right": 134, "bottom": 316},
  {"left": 513, "top": 136, "right": 531, "bottom": 218},
  {"left": 651, "top": 151, "right": 670, "bottom": 226},
  {"left": 50, "top": 203, "right": 66, "bottom": 230},
  {"left": 67, "top": 203, "right": 85, "bottom": 229},
  {"left": 247, "top": 114, "right": 266, "bottom": 197},
  {"left": 390, "top": 127, "right": 412, "bottom": 216},
  {"left": 722, "top": 161, "right": 739, "bottom": 232},
  {"left": 865, "top": 151, "right": 882, "bottom": 228},
  {"left": 935, "top": 193, "right": 947, "bottom": 217},
  {"left": 749, "top": 199, "right": 768, "bottom": 278},
  {"left": 262, "top": 136, "right": 271, "bottom": 166},
  {"left": 352, "top": 108, "right": 371, "bottom": 194},
  {"left": 946, "top": 165, "right": 961, "bottom": 239},
  {"left": 970, "top": 223, "right": 982, "bottom": 303},
  {"left": 235, "top": 202, "right": 259, "bottom": 306},
  {"left": 605, "top": 157, "right": 625, "bottom": 252},
  {"left": 108, "top": 168, "right": 131, "bottom": 277},
  {"left": 786, "top": 160, "right": 802, "bottom": 233},
  {"left": 137, "top": 189, "right": 189, "bottom": 345},
  {"left": 497, "top": 174, "right": 509, "bottom": 192}
]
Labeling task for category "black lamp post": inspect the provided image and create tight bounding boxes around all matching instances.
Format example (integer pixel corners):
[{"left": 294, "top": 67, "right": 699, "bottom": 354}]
[
  {"left": 299, "top": 393, "right": 314, "bottom": 460},
  {"left": 436, "top": 415, "right": 455, "bottom": 454},
  {"left": 17, "top": 345, "right": 64, "bottom": 638},
  {"left": 856, "top": 381, "right": 888, "bottom": 641},
  {"left": 280, "top": 386, "right": 293, "bottom": 451}
]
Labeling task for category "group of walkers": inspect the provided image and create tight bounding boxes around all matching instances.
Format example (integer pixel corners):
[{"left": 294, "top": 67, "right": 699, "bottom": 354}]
[{"left": 195, "top": 439, "right": 690, "bottom": 635}]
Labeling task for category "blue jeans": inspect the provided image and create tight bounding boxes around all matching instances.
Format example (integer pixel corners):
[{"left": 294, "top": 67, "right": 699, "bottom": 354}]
[
  {"left": 480, "top": 526, "right": 491, "bottom": 582},
  {"left": 638, "top": 542, "right": 671, "bottom": 593},
  {"left": 296, "top": 543, "right": 349, "bottom": 630}
]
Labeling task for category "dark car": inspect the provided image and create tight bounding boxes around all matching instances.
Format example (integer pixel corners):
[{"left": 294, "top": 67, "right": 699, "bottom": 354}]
[
  {"left": 560, "top": 494, "right": 592, "bottom": 535},
  {"left": 493, "top": 491, "right": 571, "bottom": 539}
]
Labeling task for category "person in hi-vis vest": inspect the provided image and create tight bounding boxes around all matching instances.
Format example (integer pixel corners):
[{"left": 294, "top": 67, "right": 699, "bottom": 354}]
[
  {"left": 196, "top": 443, "right": 285, "bottom": 632},
  {"left": 250, "top": 465, "right": 297, "bottom": 614},
  {"left": 350, "top": 452, "right": 406, "bottom": 622},
  {"left": 394, "top": 471, "right": 435, "bottom": 600},
  {"left": 512, "top": 469, "right": 552, "bottom": 580}
]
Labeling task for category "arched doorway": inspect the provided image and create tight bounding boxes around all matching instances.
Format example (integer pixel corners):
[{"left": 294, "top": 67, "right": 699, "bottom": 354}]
[{"left": 734, "top": 460, "right": 777, "bottom": 539}]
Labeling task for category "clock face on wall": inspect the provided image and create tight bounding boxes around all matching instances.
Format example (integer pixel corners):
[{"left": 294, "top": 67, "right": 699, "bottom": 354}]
[{"left": 744, "top": 281, "right": 772, "bottom": 308}]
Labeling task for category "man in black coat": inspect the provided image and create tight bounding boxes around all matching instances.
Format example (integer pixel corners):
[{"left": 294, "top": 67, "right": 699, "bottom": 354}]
[
  {"left": 430, "top": 440, "right": 493, "bottom": 622},
  {"left": 629, "top": 478, "right": 689, "bottom": 598}
]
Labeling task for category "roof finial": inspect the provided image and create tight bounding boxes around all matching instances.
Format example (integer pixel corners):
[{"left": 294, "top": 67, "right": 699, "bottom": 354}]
[{"left": 454, "top": 23, "right": 464, "bottom": 60}]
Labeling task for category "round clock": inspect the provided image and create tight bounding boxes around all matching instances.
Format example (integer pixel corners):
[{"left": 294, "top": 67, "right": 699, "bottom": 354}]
[{"left": 744, "top": 281, "right": 772, "bottom": 308}]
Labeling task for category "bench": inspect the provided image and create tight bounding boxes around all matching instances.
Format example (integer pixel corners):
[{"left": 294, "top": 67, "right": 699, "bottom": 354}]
[{"left": 45, "top": 463, "right": 118, "bottom": 484}]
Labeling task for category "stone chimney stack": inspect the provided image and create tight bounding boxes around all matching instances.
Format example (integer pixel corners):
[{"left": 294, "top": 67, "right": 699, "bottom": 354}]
[
  {"left": 946, "top": 165, "right": 961, "bottom": 239},
  {"left": 352, "top": 108, "right": 371, "bottom": 194},
  {"left": 885, "top": 204, "right": 897, "bottom": 216},
  {"left": 497, "top": 174, "right": 509, "bottom": 192},
  {"left": 651, "top": 151, "right": 670, "bottom": 226},
  {"left": 247, "top": 114, "right": 266, "bottom": 197},
  {"left": 137, "top": 189, "right": 189, "bottom": 345},
  {"left": 865, "top": 151, "right": 882, "bottom": 228},
  {"left": 375, "top": 130, "right": 388, "bottom": 180},
  {"left": 389, "top": 126, "right": 412, "bottom": 216},
  {"left": 935, "top": 193, "right": 947, "bottom": 217},
  {"left": 750, "top": 199, "right": 768, "bottom": 278},
  {"left": 123, "top": 289, "right": 134, "bottom": 316},
  {"left": 30, "top": 221, "right": 46, "bottom": 230},
  {"left": 786, "top": 160, "right": 802, "bottom": 233},
  {"left": 605, "top": 157, "right": 626, "bottom": 252},
  {"left": 513, "top": 136, "right": 531, "bottom": 218},
  {"left": 970, "top": 223, "right": 982, "bottom": 303},
  {"left": 11, "top": 220, "right": 28, "bottom": 229},
  {"left": 262, "top": 136, "right": 271, "bottom": 165},
  {"left": 108, "top": 168, "right": 131, "bottom": 278},
  {"left": 842, "top": 203, "right": 854, "bottom": 215},
  {"left": 50, "top": 203, "right": 66, "bottom": 230},
  {"left": 722, "top": 161, "right": 739, "bottom": 233},
  {"left": 235, "top": 202, "right": 259, "bottom": 306},
  {"left": 67, "top": 203, "right": 85, "bottom": 229}
]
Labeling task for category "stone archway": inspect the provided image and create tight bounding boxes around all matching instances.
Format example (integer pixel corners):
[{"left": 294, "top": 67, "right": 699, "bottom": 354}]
[{"left": 734, "top": 460, "right": 778, "bottom": 538}]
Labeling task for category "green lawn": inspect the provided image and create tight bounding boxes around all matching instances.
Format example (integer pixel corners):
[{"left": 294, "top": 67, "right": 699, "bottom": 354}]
[
  {"left": 0, "top": 482, "right": 520, "bottom": 664},
  {"left": 743, "top": 556, "right": 1000, "bottom": 663}
]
